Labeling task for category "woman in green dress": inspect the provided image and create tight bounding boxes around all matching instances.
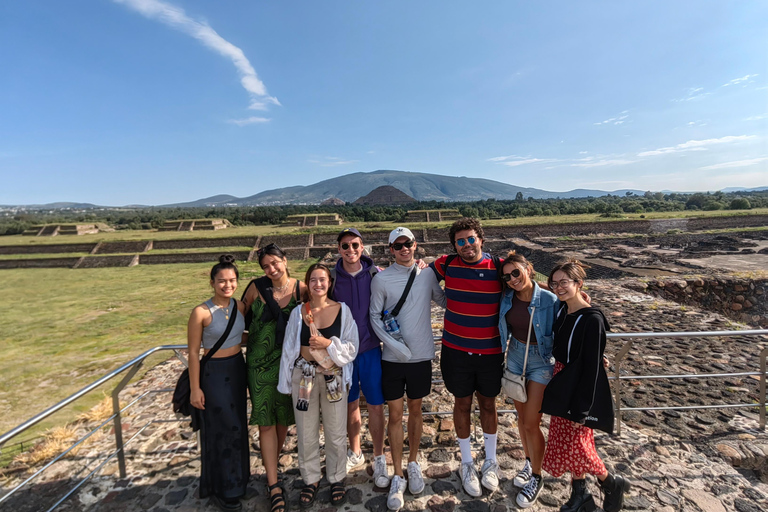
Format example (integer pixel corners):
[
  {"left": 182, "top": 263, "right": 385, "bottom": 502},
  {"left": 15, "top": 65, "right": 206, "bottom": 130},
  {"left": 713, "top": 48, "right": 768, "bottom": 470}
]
[{"left": 242, "top": 243, "right": 306, "bottom": 512}]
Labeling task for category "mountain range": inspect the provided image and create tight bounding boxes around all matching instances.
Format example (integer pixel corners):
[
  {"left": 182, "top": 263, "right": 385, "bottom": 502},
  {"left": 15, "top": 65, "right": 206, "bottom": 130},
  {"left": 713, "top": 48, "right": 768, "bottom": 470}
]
[{"left": 3, "top": 170, "right": 764, "bottom": 209}]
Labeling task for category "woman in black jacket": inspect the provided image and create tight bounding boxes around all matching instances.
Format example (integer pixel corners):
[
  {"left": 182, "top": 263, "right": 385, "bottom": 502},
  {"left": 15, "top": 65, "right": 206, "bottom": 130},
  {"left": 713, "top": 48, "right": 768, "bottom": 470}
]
[{"left": 540, "top": 260, "right": 630, "bottom": 512}]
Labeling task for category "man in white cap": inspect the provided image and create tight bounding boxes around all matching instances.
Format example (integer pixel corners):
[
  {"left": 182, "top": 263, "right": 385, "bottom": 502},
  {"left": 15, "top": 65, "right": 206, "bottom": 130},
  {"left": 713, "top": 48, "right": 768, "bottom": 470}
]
[{"left": 369, "top": 227, "right": 446, "bottom": 511}]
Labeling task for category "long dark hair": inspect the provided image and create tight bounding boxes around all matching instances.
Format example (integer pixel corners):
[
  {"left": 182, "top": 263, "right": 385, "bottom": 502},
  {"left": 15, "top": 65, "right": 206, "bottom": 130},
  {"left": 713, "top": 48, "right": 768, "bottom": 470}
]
[{"left": 210, "top": 254, "right": 239, "bottom": 280}]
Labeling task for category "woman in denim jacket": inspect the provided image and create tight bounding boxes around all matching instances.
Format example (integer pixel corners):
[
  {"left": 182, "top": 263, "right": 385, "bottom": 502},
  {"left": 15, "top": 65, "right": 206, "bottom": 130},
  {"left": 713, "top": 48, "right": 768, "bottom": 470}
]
[{"left": 498, "top": 251, "right": 558, "bottom": 508}]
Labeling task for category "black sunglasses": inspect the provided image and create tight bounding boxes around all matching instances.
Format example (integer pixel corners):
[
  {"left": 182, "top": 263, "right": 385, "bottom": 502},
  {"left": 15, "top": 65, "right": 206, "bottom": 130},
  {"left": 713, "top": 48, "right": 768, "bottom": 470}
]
[
  {"left": 501, "top": 268, "right": 522, "bottom": 282},
  {"left": 391, "top": 240, "right": 415, "bottom": 251},
  {"left": 340, "top": 242, "right": 361, "bottom": 250},
  {"left": 257, "top": 243, "right": 281, "bottom": 258}
]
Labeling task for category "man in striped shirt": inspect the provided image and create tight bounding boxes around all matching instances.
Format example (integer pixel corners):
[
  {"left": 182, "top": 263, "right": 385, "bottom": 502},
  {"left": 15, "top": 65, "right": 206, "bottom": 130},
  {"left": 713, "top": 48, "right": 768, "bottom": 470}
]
[{"left": 429, "top": 217, "right": 503, "bottom": 498}]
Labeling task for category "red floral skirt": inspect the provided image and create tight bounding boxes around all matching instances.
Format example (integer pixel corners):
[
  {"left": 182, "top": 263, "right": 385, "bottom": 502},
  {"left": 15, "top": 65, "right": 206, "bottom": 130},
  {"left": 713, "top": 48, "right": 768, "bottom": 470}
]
[{"left": 542, "top": 362, "right": 607, "bottom": 478}]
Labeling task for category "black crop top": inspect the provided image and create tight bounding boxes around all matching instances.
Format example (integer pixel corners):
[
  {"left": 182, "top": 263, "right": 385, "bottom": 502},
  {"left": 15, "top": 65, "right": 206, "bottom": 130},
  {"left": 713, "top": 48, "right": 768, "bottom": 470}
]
[{"left": 300, "top": 309, "right": 342, "bottom": 346}]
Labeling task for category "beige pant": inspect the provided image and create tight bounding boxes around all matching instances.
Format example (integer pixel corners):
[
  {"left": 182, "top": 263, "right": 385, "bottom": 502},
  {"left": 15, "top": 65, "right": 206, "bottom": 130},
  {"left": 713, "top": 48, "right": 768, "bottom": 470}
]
[{"left": 291, "top": 366, "right": 348, "bottom": 484}]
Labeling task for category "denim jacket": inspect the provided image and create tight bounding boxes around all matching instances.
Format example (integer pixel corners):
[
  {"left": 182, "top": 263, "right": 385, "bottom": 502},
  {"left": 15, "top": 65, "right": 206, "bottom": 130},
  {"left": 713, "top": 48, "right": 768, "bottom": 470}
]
[{"left": 498, "top": 282, "right": 558, "bottom": 365}]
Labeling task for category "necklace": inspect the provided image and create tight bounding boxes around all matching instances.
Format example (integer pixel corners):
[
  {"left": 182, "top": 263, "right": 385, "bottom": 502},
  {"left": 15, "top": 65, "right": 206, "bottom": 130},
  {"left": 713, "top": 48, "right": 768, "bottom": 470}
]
[
  {"left": 272, "top": 278, "right": 291, "bottom": 293},
  {"left": 213, "top": 299, "right": 231, "bottom": 319}
]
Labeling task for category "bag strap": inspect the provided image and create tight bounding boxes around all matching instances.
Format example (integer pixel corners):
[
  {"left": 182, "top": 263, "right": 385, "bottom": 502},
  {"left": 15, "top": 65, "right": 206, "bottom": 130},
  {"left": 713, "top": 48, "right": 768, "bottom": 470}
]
[
  {"left": 200, "top": 300, "right": 238, "bottom": 366},
  {"left": 256, "top": 276, "right": 284, "bottom": 321},
  {"left": 385, "top": 266, "right": 417, "bottom": 319},
  {"left": 520, "top": 306, "right": 535, "bottom": 374}
]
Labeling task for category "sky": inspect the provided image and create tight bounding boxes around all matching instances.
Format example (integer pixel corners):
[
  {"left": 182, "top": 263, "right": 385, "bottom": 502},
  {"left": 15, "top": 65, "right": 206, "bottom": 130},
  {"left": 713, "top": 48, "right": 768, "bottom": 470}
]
[{"left": 1, "top": 0, "right": 767, "bottom": 205}]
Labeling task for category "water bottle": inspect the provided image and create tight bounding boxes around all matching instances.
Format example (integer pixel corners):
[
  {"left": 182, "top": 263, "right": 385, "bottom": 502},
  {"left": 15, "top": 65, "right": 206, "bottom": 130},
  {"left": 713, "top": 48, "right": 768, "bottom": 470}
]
[{"left": 382, "top": 310, "right": 405, "bottom": 343}]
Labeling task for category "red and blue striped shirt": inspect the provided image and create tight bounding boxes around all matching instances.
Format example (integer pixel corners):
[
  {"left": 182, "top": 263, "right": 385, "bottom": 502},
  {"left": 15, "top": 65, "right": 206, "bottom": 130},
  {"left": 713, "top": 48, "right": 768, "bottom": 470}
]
[{"left": 430, "top": 253, "right": 503, "bottom": 354}]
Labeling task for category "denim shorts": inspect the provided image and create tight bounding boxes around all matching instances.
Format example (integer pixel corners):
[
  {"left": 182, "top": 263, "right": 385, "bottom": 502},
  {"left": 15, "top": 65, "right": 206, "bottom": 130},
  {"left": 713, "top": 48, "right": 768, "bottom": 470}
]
[{"left": 505, "top": 337, "right": 554, "bottom": 385}]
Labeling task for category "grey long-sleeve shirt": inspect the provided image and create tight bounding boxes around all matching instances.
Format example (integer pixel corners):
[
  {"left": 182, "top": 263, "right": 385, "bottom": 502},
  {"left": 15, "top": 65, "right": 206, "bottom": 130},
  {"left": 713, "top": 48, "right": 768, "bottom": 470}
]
[{"left": 369, "top": 262, "right": 446, "bottom": 363}]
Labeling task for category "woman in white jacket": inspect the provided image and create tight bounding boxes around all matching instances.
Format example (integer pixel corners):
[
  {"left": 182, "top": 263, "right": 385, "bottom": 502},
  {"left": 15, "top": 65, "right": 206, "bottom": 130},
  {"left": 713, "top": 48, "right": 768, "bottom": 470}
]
[{"left": 278, "top": 263, "right": 359, "bottom": 508}]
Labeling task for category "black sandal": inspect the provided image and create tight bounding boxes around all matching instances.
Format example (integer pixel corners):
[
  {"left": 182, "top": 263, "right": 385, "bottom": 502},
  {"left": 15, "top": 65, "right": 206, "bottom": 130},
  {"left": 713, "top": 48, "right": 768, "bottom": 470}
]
[
  {"left": 330, "top": 482, "right": 346, "bottom": 506},
  {"left": 299, "top": 482, "right": 319, "bottom": 509},
  {"left": 268, "top": 482, "right": 288, "bottom": 512}
]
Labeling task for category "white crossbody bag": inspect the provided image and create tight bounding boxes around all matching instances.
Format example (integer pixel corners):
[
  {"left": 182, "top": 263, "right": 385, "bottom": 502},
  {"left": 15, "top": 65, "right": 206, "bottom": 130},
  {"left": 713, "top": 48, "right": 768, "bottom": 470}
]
[{"left": 501, "top": 306, "right": 535, "bottom": 403}]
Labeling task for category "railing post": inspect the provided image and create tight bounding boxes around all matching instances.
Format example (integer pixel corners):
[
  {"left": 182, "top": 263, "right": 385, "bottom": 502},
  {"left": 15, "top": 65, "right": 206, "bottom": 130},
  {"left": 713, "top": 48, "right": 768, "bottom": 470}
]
[
  {"left": 112, "top": 361, "right": 144, "bottom": 478},
  {"left": 613, "top": 339, "right": 634, "bottom": 437},
  {"left": 760, "top": 347, "right": 768, "bottom": 431}
]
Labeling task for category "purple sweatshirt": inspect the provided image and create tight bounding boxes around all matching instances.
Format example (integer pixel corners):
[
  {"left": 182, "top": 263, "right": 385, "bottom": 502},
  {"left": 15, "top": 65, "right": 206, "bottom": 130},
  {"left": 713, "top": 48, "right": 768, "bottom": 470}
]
[{"left": 332, "top": 254, "right": 381, "bottom": 354}]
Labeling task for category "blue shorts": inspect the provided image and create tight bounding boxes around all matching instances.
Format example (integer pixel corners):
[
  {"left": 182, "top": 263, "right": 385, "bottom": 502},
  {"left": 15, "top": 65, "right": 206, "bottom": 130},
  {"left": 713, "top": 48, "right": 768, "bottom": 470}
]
[
  {"left": 348, "top": 346, "right": 385, "bottom": 405},
  {"left": 506, "top": 337, "right": 554, "bottom": 386}
]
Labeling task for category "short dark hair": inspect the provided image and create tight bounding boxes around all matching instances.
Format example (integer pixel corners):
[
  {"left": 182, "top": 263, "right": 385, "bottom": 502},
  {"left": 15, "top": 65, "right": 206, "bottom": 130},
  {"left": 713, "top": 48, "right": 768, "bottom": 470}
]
[
  {"left": 448, "top": 217, "right": 484, "bottom": 251},
  {"left": 210, "top": 254, "right": 239, "bottom": 280}
]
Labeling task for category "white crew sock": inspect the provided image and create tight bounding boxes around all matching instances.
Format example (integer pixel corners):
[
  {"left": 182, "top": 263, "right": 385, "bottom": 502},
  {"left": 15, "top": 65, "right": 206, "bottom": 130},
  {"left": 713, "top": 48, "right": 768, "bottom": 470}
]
[
  {"left": 457, "top": 437, "right": 473, "bottom": 464},
  {"left": 483, "top": 432, "right": 497, "bottom": 462}
]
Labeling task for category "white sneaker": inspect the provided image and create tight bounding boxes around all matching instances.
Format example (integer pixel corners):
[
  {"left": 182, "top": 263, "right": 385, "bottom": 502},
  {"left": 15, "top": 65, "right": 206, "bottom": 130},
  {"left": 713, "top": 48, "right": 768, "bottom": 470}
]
[
  {"left": 373, "top": 454, "right": 390, "bottom": 488},
  {"left": 346, "top": 449, "right": 365, "bottom": 472},
  {"left": 480, "top": 458, "right": 500, "bottom": 492},
  {"left": 387, "top": 475, "right": 407, "bottom": 511},
  {"left": 513, "top": 459, "right": 532, "bottom": 487},
  {"left": 516, "top": 474, "right": 543, "bottom": 508},
  {"left": 407, "top": 461, "right": 425, "bottom": 495},
  {"left": 460, "top": 462, "right": 482, "bottom": 497}
]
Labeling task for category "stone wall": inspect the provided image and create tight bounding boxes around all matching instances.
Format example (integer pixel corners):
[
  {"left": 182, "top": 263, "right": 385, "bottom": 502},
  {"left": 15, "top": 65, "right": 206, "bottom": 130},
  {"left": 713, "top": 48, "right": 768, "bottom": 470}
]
[
  {"left": 626, "top": 276, "right": 768, "bottom": 328},
  {"left": 0, "top": 243, "right": 96, "bottom": 255},
  {"left": 152, "top": 237, "right": 257, "bottom": 250},
  {"left": 139, "top": 251, "right": 251, "bottom": 265},
  {"left": 95, "top": 241, "right": 151, "bottom": 254}
]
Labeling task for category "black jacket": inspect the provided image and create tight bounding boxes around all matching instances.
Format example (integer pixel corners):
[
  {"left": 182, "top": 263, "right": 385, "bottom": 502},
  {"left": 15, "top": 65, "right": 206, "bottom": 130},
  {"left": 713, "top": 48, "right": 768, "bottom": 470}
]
[{"left": 540, "top": 304, "right": 615, "bottom": 434}]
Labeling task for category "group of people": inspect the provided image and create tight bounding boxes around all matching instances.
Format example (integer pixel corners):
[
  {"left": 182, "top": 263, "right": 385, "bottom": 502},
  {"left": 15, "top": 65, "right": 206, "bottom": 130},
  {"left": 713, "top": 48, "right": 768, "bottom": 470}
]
[{"left": 186, "top": 218, "right": 630, "bottom": 512}]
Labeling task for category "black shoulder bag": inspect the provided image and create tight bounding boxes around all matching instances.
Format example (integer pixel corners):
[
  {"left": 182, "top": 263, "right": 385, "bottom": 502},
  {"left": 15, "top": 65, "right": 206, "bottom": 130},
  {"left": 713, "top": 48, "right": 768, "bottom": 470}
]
[
  {"left": 172, "top": 303, "right": 239, "bottom": 430},
  {"left": 381, "top": 266, "right": 418, "bottom": 320}
]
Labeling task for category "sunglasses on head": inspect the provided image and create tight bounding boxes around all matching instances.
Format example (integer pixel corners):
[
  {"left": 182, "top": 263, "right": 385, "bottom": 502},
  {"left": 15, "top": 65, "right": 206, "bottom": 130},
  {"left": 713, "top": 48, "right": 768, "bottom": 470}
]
[
  {"left": 257, "top": 243, "right": 280, "bottom": 258},
  {"left": 455, "top": 236, "right": 477, "bottom": 247},
  {"left": 391, "top": 240, "right": 415, "bottom": 250},
  {"left": 501, "top": 268, "right": 522, "bottom": 282},
  {"left": 340, "top": 242, "right": 361, "bottom": 250}
]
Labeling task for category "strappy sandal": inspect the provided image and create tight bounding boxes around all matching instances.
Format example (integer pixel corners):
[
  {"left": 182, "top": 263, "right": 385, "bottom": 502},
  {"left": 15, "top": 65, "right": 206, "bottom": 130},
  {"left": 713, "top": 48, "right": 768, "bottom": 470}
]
[
  {"left": 330, "top": 481, "right": 346, "bottom": 506},
  {"left": 268, "top": 482, "right": 288, "bottom": 512},
  {"left": 299, "top": 482, "right": 319, "bottom": 509}
]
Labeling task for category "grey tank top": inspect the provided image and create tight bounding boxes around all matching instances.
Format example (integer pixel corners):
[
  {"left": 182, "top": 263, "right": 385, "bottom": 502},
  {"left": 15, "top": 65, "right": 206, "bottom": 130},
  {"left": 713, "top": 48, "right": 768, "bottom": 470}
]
[{"left": 202, "top": 298, "right": 245, "bottom": 350}]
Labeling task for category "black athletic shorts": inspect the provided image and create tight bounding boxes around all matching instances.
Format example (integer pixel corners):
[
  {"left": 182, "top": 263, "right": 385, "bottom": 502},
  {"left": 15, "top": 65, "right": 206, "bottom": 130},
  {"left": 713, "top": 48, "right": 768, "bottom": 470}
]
[
  {"left": 439, "top": 345, "right": 504, "bottom": 398},
  {"left": 381, "top": 360, "right": 433, "bottom": 401}
]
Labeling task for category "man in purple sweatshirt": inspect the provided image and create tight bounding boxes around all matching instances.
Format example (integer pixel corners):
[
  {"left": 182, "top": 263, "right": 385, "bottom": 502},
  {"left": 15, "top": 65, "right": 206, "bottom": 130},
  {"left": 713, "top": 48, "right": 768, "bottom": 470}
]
[{"left": 332, "top": 228, "right": 390, "bottom": 489}]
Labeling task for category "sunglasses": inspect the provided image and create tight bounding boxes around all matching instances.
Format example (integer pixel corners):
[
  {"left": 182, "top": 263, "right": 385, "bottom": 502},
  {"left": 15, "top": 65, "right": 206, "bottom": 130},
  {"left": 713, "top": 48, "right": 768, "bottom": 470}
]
[
  {"left": 455, "top": 236, "right": 477, "bottom": 247},
  {"left": 340, "top": 242, "right": 361, "bottom": 250},
  {"left": 257, "top": 243, "right": 281, "bottom": 258},
  {"left": 501, "top": 268, "right": 522, "bottom": 282},
  {"left": 391, "top": 240, "right": 415, "bottom": 250}
]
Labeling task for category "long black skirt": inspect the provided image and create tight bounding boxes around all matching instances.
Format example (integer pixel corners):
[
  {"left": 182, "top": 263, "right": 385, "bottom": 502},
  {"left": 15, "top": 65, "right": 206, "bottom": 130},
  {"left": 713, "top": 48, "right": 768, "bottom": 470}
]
[{"left": 199, "top": 352, "right": 249, "bottom": 500}]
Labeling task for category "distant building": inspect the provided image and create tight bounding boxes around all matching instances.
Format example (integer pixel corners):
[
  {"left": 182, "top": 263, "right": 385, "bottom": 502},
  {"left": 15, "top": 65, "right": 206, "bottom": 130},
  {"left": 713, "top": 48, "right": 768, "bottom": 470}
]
[{"left": 353, "top": 185, "right": 417, "bottom": 205}]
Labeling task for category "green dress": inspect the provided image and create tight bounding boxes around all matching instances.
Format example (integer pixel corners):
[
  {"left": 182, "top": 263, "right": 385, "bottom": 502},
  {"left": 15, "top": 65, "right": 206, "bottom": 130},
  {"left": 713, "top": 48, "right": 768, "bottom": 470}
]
[{"left": 246, "top": 295, "right": 297, "bottom": 427}]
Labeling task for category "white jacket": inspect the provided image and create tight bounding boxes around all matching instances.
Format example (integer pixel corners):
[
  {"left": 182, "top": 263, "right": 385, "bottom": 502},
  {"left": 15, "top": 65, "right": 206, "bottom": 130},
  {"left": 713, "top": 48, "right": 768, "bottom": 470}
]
[{"left": 277, "top": 302, "right": 359, "bottom": 395}]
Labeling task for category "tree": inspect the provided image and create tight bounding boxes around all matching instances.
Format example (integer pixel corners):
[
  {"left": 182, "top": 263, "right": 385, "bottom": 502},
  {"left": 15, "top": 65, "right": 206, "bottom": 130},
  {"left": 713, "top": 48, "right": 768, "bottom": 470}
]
[
  {"left": 730, "top": 198, "right": 751, "bottom": 210},
  {"left": 515, "top": 192, "right": 524, "bottom": 202}
]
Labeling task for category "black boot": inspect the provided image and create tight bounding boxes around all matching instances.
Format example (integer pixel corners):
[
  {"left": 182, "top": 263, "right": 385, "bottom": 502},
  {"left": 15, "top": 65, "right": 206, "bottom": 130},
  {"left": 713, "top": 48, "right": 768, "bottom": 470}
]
[
  {"left": 560, "top": 479, "right": 596, "bottom": 512},
  {"left": 600, "top": 474, "right": 631, "bottom": 512}
]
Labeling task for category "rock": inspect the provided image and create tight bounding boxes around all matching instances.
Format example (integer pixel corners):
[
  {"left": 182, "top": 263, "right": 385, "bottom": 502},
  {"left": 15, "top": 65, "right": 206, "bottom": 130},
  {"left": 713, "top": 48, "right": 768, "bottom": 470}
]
[
  {"left": 624, "top": 494, "right": 654, "bottom": 510},
  {"left": 715, "top": 444, "right": 742, "bottom": 466},
  {"left": 139, "top": 493, "right": 162, "bottom": 509},
  {"left": 347, "top": 487, "right": 363, "bottom": 505},
  {"left": 428, "top": 449, "right": 452, "bottom": 463},
  {"left": 425, "top": 464, "right": 452, "bottom": 479},
  {"left": 681, "top": 489, "right": 726, "bottom": 512},
  {"left": 427, "top": 495, "right": 456, "bottom": 512},
  {"left": 164, "top": 489, "right": 188, "bottom": 506},
  {"left": 431, "top": 481, "right": 457, "bottom": 495},
  {"left": 656, "top": 488, "right": 680, "bottom": 506},
  {"left": 654, "top": 445, "right": 670, "bottom": 456},
  {"left": 364, "top": 495, "right": 389, "bottom": 512},
  {"left": 459, "top": 500, "right": 490, "bottom": 512},
  {"left": 734, "top": 498, "right": 763, "bottom": 512},
  {"left": 439, "top": 419, "right": 454, "bottom": 431}
]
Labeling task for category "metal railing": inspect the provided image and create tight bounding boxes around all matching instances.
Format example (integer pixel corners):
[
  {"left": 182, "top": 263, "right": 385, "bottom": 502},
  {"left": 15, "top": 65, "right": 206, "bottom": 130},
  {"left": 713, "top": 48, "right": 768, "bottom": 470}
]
[{"left": 1, "top": 329, "right": 767, "bottom": 511}]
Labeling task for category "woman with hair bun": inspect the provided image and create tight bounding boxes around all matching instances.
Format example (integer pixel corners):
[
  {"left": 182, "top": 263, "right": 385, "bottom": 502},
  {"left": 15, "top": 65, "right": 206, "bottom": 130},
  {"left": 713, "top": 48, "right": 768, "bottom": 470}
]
[
  {"left": 188, "top": 255, "right": 248, "bottom": 511},
  {"left": 498, "top": 251, "right": 558, "bottom": 508},
  {"left": 241, "top": 243, "right": 306, "bottom": 512},
  {"left": 541, "top": 260, "right": 630, "bottom": 512},
  {"left": 278, "top": 263, "right": 359, "bottom": 508}
]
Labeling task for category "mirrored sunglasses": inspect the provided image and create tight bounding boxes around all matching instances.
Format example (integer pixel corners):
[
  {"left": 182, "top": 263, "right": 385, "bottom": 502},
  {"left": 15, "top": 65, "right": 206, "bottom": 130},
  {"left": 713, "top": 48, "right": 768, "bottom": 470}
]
[{"left": 455, "top": 236, "right": 477, "bottom": 247}]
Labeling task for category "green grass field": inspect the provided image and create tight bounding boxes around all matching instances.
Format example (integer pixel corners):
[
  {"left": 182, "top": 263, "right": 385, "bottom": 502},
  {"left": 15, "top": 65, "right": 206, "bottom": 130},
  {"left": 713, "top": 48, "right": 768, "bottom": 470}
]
[{"left": 0, "top": 259, "right": 315, "bottom": 442}]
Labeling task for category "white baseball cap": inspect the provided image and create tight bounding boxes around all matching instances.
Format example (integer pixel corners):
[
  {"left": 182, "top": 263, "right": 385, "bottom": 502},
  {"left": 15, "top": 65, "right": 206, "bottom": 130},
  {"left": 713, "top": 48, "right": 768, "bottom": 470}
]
[{"left": 388, "top": 227, "right": 416, "bottom": 245}]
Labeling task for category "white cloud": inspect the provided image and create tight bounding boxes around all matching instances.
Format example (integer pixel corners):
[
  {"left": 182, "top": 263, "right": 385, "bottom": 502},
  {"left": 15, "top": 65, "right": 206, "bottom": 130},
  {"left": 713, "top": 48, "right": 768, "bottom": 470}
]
[
  {"left": 570, "top": 159, "right": 635, "bottom": 168},
  {"left": 698, "top": 157, "right": 768, "bottom": 171},
  {"left": 673, "top": 87, "right": 711, "bottom": 102},
  {"left": 487, "top": 155, "right": 556, "bottom": 167},
  {"left": 745, "top": 113, "right": 767, "bottom": 121},
  {"left": 722, "top": 74, "right": 759, "bottom": 87},
  {"left": 594, "top": 112, "right": 630, "bottom": 126},
  {"left": 637, "top": 135, "right": 758, "bottom": 157},
  {"left": 308, "top": 156, "right": 358, "bottom": 167},
  {"left": 113, "top": 0, "right": 279, "bottom": 111},
  {"left": 227, "top": 116, "right": 270, "bottom": 126}
]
